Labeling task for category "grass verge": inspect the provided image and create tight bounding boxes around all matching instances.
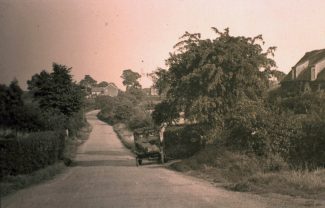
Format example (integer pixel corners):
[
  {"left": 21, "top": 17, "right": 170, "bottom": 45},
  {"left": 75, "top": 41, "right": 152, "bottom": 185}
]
[
  {"left": 112, "top": 123, "right": 135, "bottom": 152},
  {"left": 170, "top": 146, "right": 325, "bottom": 200},
  {"left": 1, "top": 163, "right": 66, "bottom": 197},
  {"left": 0, "top": 122, "right": 92, "bottom": 197},
  {"left": 63, "top": 122, "right": 93, "bottom": 164}
]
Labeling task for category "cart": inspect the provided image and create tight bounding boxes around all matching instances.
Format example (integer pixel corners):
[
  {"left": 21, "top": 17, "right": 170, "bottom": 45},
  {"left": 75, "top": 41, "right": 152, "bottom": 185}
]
[{"left": 133, "top": 127, "right": 165, "bottom": 166}]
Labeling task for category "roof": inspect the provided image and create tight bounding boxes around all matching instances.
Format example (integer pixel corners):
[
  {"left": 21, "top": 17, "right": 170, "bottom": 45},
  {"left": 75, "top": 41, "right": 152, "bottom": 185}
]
[
  {"left": 91, "top": 87, "right": 104, "bottom": 92},
  {"left": 107, "top": 83, "right": 118, "bottom": 89},
  {"left": 294, "top": 49, "right": 325, "bottom": 68},
  {"left": 282, "top": 48, "right": 325, "bottom": 82},
  {"left": 317, "top": 68, "right": 325, "bottom": 80},
  {"left": 91, "top": 84, "right": 118, "bottom": 92}
]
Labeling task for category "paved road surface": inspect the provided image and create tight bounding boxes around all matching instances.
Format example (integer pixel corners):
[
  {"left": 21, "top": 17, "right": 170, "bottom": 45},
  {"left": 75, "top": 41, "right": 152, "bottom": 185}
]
[{"left": 1, "top": 111, "right": 317, "bottom": 208}]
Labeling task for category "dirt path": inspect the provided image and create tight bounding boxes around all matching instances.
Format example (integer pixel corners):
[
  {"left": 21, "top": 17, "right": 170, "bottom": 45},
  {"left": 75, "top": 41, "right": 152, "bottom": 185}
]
[{"left": 1, "top": 111, "right": 322, "bottom": 208}]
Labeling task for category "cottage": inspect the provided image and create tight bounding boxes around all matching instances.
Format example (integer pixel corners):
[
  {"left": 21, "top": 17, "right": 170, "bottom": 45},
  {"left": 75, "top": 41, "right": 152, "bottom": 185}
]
[
  {"left": 281, "top": 49, "right": 325, "bottom": 92},
  {"left": 91, "top": 83, "right": 118, "bottom": 97}
]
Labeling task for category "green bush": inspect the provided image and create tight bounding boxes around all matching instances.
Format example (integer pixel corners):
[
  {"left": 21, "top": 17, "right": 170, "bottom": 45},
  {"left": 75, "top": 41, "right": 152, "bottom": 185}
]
[
  {"left": 127, "top": 108, "right": 153, "bottom": 130},
  {"left": 223, "top": 98, "right": 325, "bottom": 169},
  {"left": 289, "top": 118, "right": 325, "bottom": 168},
  {"left": 164, "top": 125, "right": 203, "bottom": 159},
  {"left": 0, "top": 131, "right": 65, "bottom": 178},
  {"left": 66, "top": 111, "right": 87, "bottom": 137}
]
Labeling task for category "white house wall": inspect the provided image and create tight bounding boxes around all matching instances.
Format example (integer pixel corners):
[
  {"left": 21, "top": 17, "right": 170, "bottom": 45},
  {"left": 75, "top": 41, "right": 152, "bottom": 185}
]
[
  {"left": 295, "top": 60, "right": 309, "bottom": 78},
  {"left": 315, "top": 58, "right": 325, "bottom": 78}
]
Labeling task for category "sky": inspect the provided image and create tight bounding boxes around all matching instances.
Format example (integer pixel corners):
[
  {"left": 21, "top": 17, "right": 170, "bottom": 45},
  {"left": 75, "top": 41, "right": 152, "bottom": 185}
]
[{"left": 0, "top": 0, "right": 325, "bottom": 90}]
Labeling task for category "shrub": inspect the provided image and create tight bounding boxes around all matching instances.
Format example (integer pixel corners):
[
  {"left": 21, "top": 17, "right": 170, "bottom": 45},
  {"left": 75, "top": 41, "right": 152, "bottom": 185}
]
[
  {"left": 127, "top": 109, "right": 153, "bottom": 130},
  {"left": 0, "top": 131, "right": 65, "bottom": 178},
  {"left": 66, "top": 111, "right": 87, "bottom": 137},
  {"left": 289, "top": 118, "right": 325, "bottom": 168},
  {"left": 164, "top": 125, "right": 203, "bottom": 159},
  {"left": 223, "top": 100, "right": 306, "bottom": 160}
]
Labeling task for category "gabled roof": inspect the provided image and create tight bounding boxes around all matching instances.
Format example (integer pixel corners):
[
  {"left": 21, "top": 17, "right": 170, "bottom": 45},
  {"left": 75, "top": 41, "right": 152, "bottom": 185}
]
[
  {"left": 91, "top": 87, "right": 104, "bottom": 92},
  {"left": 294, "top": 49, "right": 325, "bottom": 68},
  {"left": 282, "top": 48, "right": 325, "bottom": 82},
  {"left": 317, "top": 68, "right": 325, "bottom": 80},
  {"left": 91, "top": 83, "right": 118, "bottom": 92},
  {"left": 107, "top": 83, "right": 118, "bottom": 89}
]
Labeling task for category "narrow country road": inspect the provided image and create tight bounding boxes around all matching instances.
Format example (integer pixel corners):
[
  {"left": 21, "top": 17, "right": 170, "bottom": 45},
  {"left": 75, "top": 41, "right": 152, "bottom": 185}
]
[{"left": 1, "top": 111, "right": 314, "bottom": 208}]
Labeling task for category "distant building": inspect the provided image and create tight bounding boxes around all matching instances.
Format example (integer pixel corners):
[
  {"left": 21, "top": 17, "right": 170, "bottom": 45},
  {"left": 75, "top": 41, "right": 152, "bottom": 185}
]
[
  {"left": 91, "top": 83, "right": 118, "bottom": 97},
  {"left": 281, "top": 49, "right": 325, "bottom": 92},
  {"left": 142, "top": 87, "right": 158, "bottom": 96}
]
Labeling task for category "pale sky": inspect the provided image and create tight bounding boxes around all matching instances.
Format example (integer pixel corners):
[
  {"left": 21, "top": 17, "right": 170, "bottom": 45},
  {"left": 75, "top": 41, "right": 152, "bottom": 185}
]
[{"left": 0, "top": 0, "right": 325, "bottom": 90}]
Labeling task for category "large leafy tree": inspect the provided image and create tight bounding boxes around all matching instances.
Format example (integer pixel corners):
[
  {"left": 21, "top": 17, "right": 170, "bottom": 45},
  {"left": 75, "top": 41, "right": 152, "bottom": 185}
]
[
  {"left": 27, "top": 63, "right": 84, "bottom": 117},
  {"left": 153, "top": 28, "right": 276, "bottom": 126},
  {"left": 121, "top": 69, "right": 141, "bottom": 90}
]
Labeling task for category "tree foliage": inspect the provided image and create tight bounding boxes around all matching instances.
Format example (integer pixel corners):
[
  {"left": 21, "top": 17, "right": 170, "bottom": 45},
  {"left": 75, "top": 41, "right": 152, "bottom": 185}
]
[
  {"left": 27, "top": 63, "right": 84, "bottom": 117},
  {"left": 149, "top": 68, "right": 170, "bottom": 96},
  {"left": 0, "top": 80, "right": 24, "bottom": 129},
  {"left": 80, "top": 75, "right": 97, "bottom": 88},
  {"left": 121, "top": 69, "right": 142, "bottom": 90},
  {"left": 79, "top": 75, "right": 97, "bottom": 94},
  {"left": 153, "top": 28, "right": 276, "bottom": 126}
]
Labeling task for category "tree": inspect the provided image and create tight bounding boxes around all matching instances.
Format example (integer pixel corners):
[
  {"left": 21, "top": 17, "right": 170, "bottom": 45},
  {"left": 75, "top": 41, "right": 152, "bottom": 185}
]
[
  {"left": 0, "top": 79, "right": 24, "bottom": 129},
  {"left": 80, "top": 75, "right": 97, "bottom": 94},
  {"left": 149, "top": 68, "right": 170, "bottom": 96},
  {"left": 28, "top": 63, "right": 84, "bottom": 117},
  {"left": 121, "top": 69, "right": 141, "bottom": 90},
  {"left": 153, "top": 28, "right": 276, "bottom": 127},
  {"left": 151, "top": 100, "right": 178, "bottom": 125}
]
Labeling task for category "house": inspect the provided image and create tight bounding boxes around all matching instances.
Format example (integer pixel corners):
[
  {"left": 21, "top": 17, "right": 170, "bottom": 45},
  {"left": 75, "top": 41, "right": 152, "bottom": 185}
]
[
  {"left": 281, "top": 49, "right": 325, "bottom": 92},
  {"left": 142, "top": 87, "right": 158, "bottom": 96},
  {"left": 91, "top": 83, "right": 118, "bottom": 97}
]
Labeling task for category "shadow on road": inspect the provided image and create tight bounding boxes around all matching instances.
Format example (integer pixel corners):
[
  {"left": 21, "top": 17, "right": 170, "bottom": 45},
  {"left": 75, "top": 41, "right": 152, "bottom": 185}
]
[
  {"left": 72, "top": 159, "right": 135, "bottom": 167},
  {"left": 77, "top": 150, "right": 130, "bottom": 156},
  {"left": 72, "top": 158, "right": 170, "bottom": 169}
]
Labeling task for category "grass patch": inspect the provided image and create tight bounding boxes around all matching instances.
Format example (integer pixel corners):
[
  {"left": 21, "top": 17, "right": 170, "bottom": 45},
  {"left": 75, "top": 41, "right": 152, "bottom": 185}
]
[
  {"left": 112, "top": 123, "right": 135, "bottom": 151},
  {"left": 170, "top": 145, "right": 325, "bottom": 199},
  {"left": 245, "top": 169, "right": 325, "bottom": 198},
  {"left": 0, "top": 162, "right": 66, "bottom": 197},
  {"left": 63, "top": 122, "right": 92, "bottom": 163}
]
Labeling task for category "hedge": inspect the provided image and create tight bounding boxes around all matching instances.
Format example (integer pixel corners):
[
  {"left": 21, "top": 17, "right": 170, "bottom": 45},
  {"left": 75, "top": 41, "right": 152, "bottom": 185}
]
[
  {"left": 164, "top": 125, "right": 203, "bottom": 159},
  {"left": 0, "top": 131, "right": 65, "bottom": 178}
]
